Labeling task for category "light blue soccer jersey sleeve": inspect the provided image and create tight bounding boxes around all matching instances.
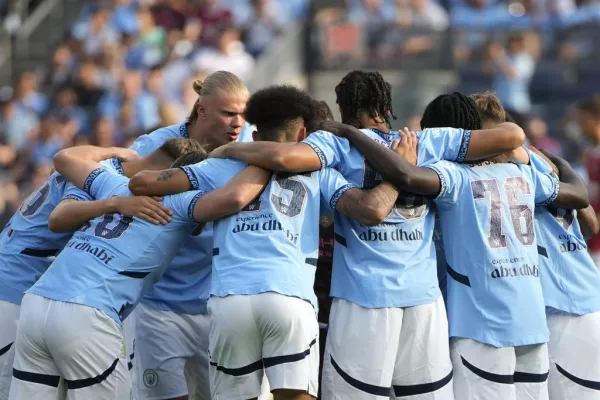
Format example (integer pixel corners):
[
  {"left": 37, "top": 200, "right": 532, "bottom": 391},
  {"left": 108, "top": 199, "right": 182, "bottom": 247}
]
[
  {"left": 416, "top": 128, "right": 472, "bottom": 166},
  {"left": 85, "top": 168, "right": 129, "bottom": 200},
  {"left": 164, "top": 190, "right": 207, "bottom": 225},
  {"left": 426, "top": 160, "right": 468, "bottom": 209},
  {"left": 302, "top": 130, "right": 352, "bottom": 169},
  {"left": 61, "top": 157, "right": 125, "bottom": 202},
  {"left": 62, "top": 182, "right": 94, "bottom": 202},
  {"left": 130, "top": 123, "right": 187, "bottom": 156},
  {"left": 530, "top": 166, "right": 560, "bottom": 207},
  {"left": 319, "top": 167, "right": 359, "bottom": 215},
  {"left": 181, "top": 158, "right": 245, "bottom": 192}
]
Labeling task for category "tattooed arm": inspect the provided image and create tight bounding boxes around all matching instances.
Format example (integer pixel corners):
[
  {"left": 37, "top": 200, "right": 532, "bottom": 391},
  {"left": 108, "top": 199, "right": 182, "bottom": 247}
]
[
  {"left": 336, "top": 183, "right": 399, "bottom": 226},
  {"left": 128, "top": 168, "right": 192, "bottom": 196}
]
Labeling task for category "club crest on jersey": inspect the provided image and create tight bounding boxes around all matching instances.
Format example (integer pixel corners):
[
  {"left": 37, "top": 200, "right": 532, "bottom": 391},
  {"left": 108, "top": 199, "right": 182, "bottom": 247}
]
[{"left": 143, "top": 369, "right": 159, "bottom": 388}]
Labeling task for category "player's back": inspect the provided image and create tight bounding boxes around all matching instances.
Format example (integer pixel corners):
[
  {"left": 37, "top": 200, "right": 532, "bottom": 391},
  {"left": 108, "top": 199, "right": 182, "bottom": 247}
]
[
  {"left": 183, "top": 158, "right": 347, "bottom": 311},
  {"left": 29, "top": 169, "right": 201, "bottom": 324},
  {"left": 430, "top": 160, "right": 556, "bottom": 347},
  {"left": 303, "top": 127, "right": 469, "bottom": 309},
  {"left": 0, "top": 172, "right": 81, "bottom": 305},
  {"left": 528, "top": 150, "right": 600, "bottom": 315},
  {"left": 0, "top": 158, "right": 128, "bottom": 306}
]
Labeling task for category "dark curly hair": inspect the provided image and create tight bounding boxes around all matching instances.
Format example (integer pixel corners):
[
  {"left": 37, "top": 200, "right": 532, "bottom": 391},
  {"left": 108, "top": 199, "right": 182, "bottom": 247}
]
[
  {"left": 420, "top": 92, "right": 482, "bottom": 131},
  {"left": 335, "top": 70, "right": 396, "bottom": 129},
  {"left": 244, "top": 85, "right": 315, "bottom": 141}
]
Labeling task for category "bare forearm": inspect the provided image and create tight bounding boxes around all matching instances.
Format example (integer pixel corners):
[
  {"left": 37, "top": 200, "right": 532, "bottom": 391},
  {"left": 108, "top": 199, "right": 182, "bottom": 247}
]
[
  {"left": 552, "top": 158, "right": 590, "bottom": 209},
  {"left": 129, "top": 169, "right": 191, "bottom": 196},
  {"left": 337, "top": 183, "right": 398, "bottom": 225},
  {"left": 193, "top": 167, "right": 271, "bottom": 222},
  {"left": 464, "top": 123, "right": 526, "bottom": 161},
  {"left": 342, "top": 127, "right": 439, "bottom": 194},
  {"left": 342, "top": 127, "right": 410, "bottom": 184},
  {"left": 48, "top": 199, "right": 117, "bottom": 233},
  {"left": 224, "top": 142, "right": 320, "bottom": 172},
  {"left": 578, "top": 205, "right": 599, "bottom": 239}
]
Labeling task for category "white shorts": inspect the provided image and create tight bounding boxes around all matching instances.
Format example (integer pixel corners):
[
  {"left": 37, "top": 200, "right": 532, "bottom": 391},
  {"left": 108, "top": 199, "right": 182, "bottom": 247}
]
[
  {"left": 8, "top": 294, "right": 130, "bottom": 400},
  {"left": 135, "top": 303, "right": 211, "bottom": 400},
  {"left": 451, "top": 338, "right": 549, "bottom": 400},
  {"left": 208, "top": 293, "right": 319, "bottom": 400},
  {"left": 0, "top": 301, "right": 19, "bottom": 400},
  {"left": 122, "top": 307, "right": 137, "bottom": 400},
  {"left": 547, "top": 310, "right": 600, "bottom": 400},
  {"left": 321, "top": 296, "right": 454, "bottom": 400}
]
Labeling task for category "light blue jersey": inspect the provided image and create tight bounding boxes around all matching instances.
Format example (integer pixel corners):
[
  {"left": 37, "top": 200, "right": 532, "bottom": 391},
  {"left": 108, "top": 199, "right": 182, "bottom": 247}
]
[
  {"left": 130, "top": 122, "right": 208, "bottom": 313},
  {"left": 131, "top": 122, "right": 254, "bottom": 314},
  {"left": 528, "top": 150, "right": 600, "bottom": 315},
  {"left": 428, "top": 160, "right": 559, "bottom": 347},
  {"left": 28, "top": 168, "right": 205, "bottom": 325},
  {"left": 0, "top": 173, "right": 91, "bottom": 305},
  {"left": 302, "top": 127, "right": 471, "bottom": 308},
  {"left": 181, "top": 158, "right": 355, "bottom": 311}
]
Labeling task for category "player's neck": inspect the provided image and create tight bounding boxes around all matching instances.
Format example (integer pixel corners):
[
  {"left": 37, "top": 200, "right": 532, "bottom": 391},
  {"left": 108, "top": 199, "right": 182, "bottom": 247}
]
[
  {"left": 358, "top": 114, "right": 389, "bottom": 133},
  {"left": 187, "top": 120, "right": 220, "bottom": 152},
  {"left": 360, "top": 121, "right": 389, "bottom": 133}
]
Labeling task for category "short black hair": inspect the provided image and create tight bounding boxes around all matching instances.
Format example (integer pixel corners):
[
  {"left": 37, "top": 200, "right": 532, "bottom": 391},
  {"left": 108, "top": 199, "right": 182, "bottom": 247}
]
[
  {"left": 420, "top": 92, "right": 482, "bottom": 130},
  {"left": 244, "top": 85, "right": 315, "bottom": 141},
  {"left": 335, "top": 70, "right": 397, "bottom": 129},
  {"left": 306, "top": 100, "right": 334, "bottom": 133}
]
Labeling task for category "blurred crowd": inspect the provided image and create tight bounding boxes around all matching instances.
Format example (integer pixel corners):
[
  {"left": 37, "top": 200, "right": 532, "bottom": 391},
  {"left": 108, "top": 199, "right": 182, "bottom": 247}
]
[
  {"left": 316, "top": 0, "right": 600, "bottom": 64},
  {"left": 0, "top": 0, "right": 308, "bottom": 228}
]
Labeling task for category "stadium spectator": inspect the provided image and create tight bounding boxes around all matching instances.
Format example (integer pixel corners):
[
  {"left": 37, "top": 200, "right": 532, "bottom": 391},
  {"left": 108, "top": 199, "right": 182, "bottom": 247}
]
[
  {"left": 193, "top": 24, "right": 255, "bottom": 81},
  {"left": 193, "top": 0, "right": 234, "bottom": 47},
  {"left": 240, "top": 0, "right": 289, "bottom": 57},
  {"left": 578, "top": 96, "right": 600, "bottom": 263},
  {"left": 0, "top": 87, "right": 38, "bottom": 153},
  {"left": 485, "top": 32, "right": 536, "bottom": 116}
]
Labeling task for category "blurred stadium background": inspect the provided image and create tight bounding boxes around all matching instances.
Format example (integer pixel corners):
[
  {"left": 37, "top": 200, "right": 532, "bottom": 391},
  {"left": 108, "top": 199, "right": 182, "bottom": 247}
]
[{"left": 0, "top": 0, "right": 599, "bottom": 230}]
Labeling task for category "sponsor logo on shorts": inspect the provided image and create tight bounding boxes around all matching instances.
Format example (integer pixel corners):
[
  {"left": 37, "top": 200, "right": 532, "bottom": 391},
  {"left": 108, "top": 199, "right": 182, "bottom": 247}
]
[{"left": 143, "top": 369, "right": 159, "bottom": 388}]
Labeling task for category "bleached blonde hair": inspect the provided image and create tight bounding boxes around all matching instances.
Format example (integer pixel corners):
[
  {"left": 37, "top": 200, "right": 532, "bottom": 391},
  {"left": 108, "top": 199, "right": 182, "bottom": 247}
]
[{"left": 188, "top": 71, "right": 248, "bottom": 123}]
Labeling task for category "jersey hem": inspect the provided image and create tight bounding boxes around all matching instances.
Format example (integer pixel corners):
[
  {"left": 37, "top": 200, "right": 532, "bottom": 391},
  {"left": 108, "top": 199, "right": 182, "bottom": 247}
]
[
  {"left": 139, "top": 299, "right": 208, "bottom": 315},
  {"left": 449, "top": 332, "right": 549, "bottom": 348},
  {"left": 210, "top": 288, "right": 318, "bottom": 312},
  {"left": 330, "top": 291, "right": 442, "bottom": 309}
]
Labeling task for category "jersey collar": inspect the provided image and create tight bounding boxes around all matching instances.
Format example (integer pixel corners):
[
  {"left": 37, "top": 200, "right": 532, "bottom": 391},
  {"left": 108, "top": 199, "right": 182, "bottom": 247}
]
[
  {"left": 179, "top": 121, "right": 190, "bottom": 139},
  {"left": 111, "top": 158, "right": 124, "bottom": 175},
  {"left": 368, "top": 127, "right": 396, "bottom": 141}
]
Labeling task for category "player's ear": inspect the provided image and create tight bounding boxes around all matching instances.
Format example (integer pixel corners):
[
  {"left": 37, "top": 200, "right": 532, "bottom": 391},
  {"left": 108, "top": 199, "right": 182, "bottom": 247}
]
[
  {"left": 196, "top": 100, "right": 206, "bottom": 120},
  {"left": 251, "top": 130, "right": 259, "bottom": 142}
]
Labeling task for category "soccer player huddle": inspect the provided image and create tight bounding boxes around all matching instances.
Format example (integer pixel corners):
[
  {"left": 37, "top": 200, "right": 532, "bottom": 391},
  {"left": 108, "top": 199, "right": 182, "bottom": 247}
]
[{"left": 0, "top": 69, "right": 598, "bottom": 400}]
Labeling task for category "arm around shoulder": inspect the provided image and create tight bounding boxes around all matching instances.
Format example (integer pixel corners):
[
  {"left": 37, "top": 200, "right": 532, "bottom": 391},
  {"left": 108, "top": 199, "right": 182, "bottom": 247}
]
[
  {"left": 464, "top": 122, "right": 526, "bottom": 161},
  {"left": 577, "top": 205, "right": 599, "bottom": 239},
  {"left": 336, "top": 183, "right": 399, "bottom": 226},
  {"left": 192, "top": 166, "right": 272, "bottom": 223},
  {"left": 129, "top": 168, "right": 192, "bottom": 196}
]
